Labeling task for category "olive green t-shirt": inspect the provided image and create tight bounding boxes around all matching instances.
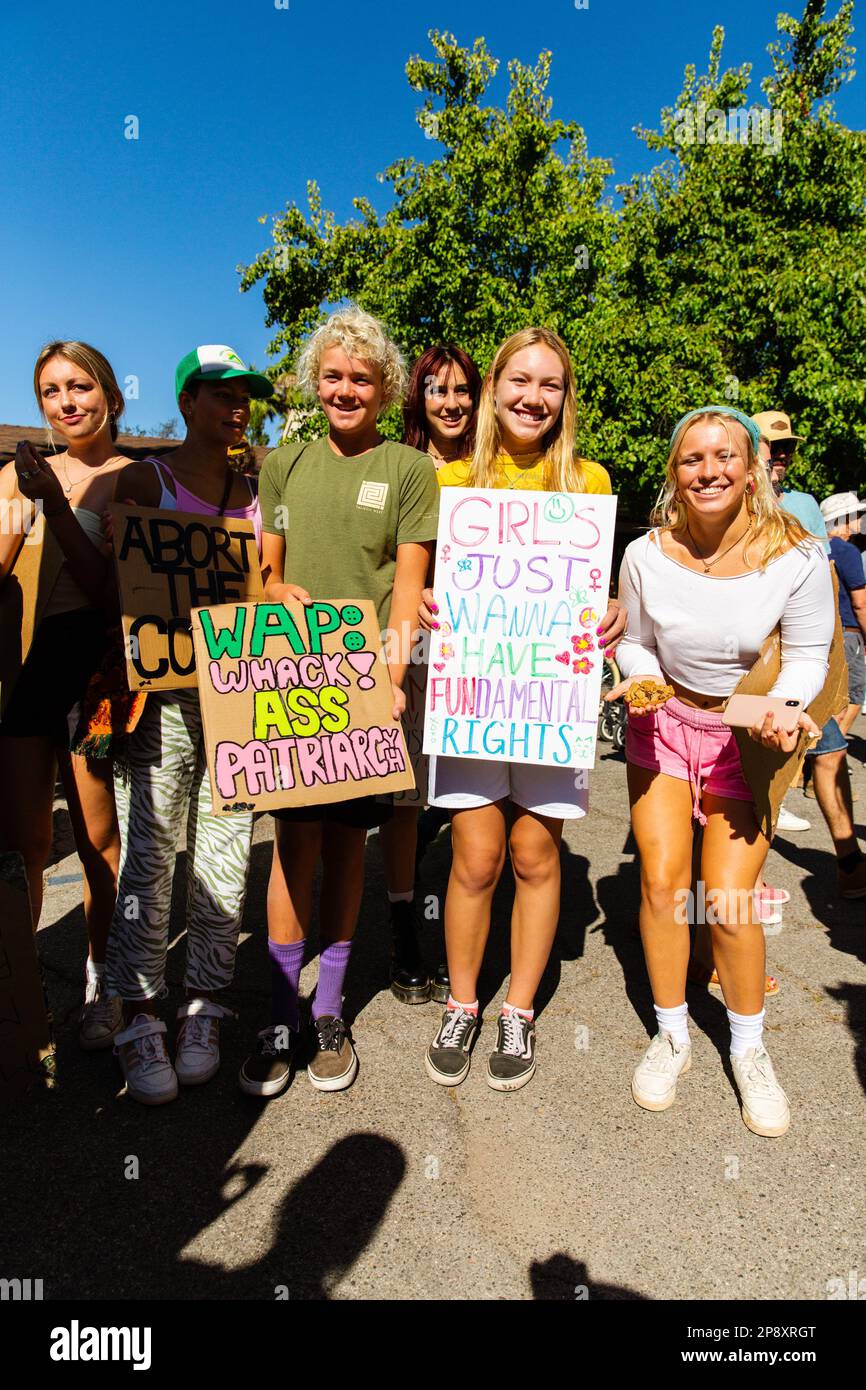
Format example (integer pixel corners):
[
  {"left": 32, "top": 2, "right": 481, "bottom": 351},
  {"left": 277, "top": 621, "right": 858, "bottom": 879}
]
[{"left": 258, "top": 436, "right": 440, "bottom": 631}]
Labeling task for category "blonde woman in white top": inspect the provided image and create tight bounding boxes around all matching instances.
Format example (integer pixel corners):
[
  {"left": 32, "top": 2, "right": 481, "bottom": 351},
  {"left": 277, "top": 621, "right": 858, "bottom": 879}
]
[{"left": 609, "top": 405, "right": 833, "bottom": 1137}]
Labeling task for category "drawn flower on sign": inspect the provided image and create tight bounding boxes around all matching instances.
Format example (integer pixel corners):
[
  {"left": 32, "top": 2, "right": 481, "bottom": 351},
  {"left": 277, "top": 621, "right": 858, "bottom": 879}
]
[
  {"left": 571, "top": 633, "right": 594, "bottom": 654},
  {"left": 439, "top": 643, "right": 454, "bottom": 660},
  {"left": 572, "top": 656, "right": 593, "bottom": 675}
]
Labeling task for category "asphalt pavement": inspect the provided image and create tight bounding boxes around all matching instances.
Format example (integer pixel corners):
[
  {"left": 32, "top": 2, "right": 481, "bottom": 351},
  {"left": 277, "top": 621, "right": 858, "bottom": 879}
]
[{"left": 2, "top": 718, "right": 865, "bottom": 1301}]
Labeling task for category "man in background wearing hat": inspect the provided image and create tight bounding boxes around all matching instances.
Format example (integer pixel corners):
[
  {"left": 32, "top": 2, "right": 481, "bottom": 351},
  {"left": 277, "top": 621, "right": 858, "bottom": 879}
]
[
  {"left": 820, "top": 491, "right": 866, "bottom": 737},
  {"left": 752, "top": 410, "right": 829, "bottom": 550}
]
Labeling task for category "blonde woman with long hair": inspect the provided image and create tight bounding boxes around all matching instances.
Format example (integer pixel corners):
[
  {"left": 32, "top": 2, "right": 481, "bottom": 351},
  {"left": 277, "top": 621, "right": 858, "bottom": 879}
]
[
  {"left": 0, "top": 342, "right": 131, "bottom": 1050},
  {"left": 609, "top": 405, "right": 833, "bottom": 1137},
  {"left": 420, "top": 327, "right": 625, "bottom": 1092}
]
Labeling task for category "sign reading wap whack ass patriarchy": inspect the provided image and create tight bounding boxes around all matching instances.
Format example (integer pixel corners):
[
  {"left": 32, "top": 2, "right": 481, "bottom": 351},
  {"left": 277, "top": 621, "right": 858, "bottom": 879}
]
[{"left": 192, "top": 598, "right": 414, "bottom": 814}]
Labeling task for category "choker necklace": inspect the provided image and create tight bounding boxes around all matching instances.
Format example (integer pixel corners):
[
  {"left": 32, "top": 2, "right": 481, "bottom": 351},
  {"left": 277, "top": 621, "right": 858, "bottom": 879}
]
[{"left": 685, "top": 520, "right": 752, "bottom": 572}]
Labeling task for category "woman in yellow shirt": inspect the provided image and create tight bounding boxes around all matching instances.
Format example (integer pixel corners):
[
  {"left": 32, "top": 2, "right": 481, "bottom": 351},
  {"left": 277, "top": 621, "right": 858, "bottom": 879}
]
[{"left": 420, "top": 327, "right": 621, "bottom": 1092}]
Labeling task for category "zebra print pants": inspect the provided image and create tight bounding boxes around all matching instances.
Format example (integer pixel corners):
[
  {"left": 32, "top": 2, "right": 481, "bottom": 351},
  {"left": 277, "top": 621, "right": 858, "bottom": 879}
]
[{"left": 106, "top": 690, "right": 254, "bottom": 1000}]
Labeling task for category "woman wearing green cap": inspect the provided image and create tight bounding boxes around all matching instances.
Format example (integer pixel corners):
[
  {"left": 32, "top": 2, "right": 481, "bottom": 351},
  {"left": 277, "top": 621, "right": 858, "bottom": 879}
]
[
  {"left": 608, "top": 406, "right": 833, "bottom": 1138},
  {"left": 106, "top": 346, "right": 272, "bottom": 1105}
]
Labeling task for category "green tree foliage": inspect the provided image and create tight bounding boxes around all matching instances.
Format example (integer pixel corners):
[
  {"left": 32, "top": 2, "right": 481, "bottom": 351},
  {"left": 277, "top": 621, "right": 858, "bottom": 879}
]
[
  {"left": 606, "top": 0, "right": 865, "bottom": 507},
  {"left": 240, "top": 2, "right": 865, "bottom": 514}
]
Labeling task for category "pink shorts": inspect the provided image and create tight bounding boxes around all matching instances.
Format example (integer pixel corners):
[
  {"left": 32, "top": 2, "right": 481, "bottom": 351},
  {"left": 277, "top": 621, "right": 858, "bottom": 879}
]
[{"left": 626, "top": 696, "right": 753, "bottom": 826}]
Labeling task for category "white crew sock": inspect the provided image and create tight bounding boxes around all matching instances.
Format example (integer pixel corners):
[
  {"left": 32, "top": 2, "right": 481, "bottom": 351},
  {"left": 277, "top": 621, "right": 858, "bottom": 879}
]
[
  {"left": 654, "top": 1001, "right": 690, "bottom": 1046},
  {"left": 387, "top": 890, "right": 414, "bottom": 904},
  {"left": 727, "top": 1007, "right": 764, "bottom": 1059},
  {"left": 86, "top": 957, "right": 104, "bottom": 984}
]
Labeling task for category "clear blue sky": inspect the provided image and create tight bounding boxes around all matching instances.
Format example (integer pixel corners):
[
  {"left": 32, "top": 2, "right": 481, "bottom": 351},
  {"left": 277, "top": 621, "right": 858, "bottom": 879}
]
[{"left": 1, "top": 0, "right": 863, "bottom": 438}]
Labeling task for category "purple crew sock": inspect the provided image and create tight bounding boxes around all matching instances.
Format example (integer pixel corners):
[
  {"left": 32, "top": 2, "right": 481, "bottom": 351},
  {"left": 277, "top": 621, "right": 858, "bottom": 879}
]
[
  {"left": 268, "top": 938, "right": 306, "bottom": 1031},
  {"left": 312, "top": 940, "right": 353, "bottom": 1020}
]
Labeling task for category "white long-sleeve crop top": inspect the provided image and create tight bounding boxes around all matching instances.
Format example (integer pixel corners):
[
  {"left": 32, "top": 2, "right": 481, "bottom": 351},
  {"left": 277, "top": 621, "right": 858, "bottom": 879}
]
[{"left": 616, "top": 531, "right": 834, "bottom": 706}]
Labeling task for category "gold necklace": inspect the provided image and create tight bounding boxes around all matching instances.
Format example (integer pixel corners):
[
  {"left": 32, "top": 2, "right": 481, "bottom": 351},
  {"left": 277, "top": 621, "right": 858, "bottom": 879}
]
[
  {"left": 685, "top": 520, "right": 752, "bottom": 572},
  {"left": 61, "top": 454, "right": 120, "bottom": 496},
  {"left": 498, "top": 457, "right": 542, "bottom": 489}
]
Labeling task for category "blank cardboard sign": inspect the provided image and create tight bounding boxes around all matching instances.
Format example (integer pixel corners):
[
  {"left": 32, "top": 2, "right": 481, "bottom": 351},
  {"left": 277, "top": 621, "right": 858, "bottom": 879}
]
[
  {"left": 0, "top": 508, "right": 64, "bottom": 717},
  {"left": 191, "top": 598, "right": 415, "bottom": 814},
  {"left": 0, "top": 852, "right": 51, "bottom": 1106},
  {"left": 111, "top": 504, "right": 263, "bottom": 691}
]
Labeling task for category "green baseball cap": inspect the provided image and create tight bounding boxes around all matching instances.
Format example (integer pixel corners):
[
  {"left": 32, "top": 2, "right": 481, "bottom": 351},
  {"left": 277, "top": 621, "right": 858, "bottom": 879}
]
[{"left": 175, "top": 344, "right": 274, "bottom": 401}]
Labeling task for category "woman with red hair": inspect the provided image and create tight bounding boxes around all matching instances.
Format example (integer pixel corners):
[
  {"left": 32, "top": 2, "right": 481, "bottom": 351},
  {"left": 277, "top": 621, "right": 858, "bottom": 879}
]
[{"left": 381, "top": 346, "right": 482, "bottom": 1007}]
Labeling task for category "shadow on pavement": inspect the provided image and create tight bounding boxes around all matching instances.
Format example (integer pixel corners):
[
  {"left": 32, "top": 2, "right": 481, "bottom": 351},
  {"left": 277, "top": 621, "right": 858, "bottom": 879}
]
[{"left": 529, "top": 1252, "right": 648, "bottom": 1300}]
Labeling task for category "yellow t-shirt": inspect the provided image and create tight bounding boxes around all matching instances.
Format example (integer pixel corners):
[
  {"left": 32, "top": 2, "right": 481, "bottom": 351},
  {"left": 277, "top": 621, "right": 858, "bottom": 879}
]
[{"left": 436, "top": 452, "right": 612, "bottom": 493}]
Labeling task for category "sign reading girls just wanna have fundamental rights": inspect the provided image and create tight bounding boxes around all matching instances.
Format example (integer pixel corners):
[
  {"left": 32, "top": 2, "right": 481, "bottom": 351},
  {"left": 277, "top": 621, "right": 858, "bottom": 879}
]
[{"left": 423, "top": 488, "right": 618, "bottom": 768}]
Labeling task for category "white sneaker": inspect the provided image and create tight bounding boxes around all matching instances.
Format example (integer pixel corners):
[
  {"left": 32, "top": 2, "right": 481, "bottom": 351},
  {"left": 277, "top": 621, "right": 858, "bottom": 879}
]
[
  {"left": 175, "top": 999, "right": 233, "bottom": 1086},
  {"left": 79, "top": 972, "right": 123, "bottom": 1051},
  {"left": 632, "top": 1031, "right": 692, "bottom": 1111},
  {"left": 115, "top": 1015, "right": 178, "bottom": 1105},
  {"left": 776, "top": 804, "right": 811, "bottom": 832},
  {"left": 731, "top": 1046, "right": 790, "bottom": 1137}
]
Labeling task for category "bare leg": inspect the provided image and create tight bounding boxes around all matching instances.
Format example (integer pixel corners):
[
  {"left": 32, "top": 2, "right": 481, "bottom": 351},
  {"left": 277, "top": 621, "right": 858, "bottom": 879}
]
[
  {"left": 60, "top": 750, "right": 120, "bottom": 963},
  {"left": 320, "top": 823, "right": 367, "bottom": 944},
  {"left": 505, "top": 808, "right": 563, "bottom": 1011},
  {"left": 379, "top": 805, "right": 419, "bottom": 896},
  {"left": 627, "top": 765, "right": 695, "bottom": 1007},
  {"left": 810, "top": 748, "right": 858, "bottom": 859},
  {"left": 444, "top": 802, "right": 507, "bottom": 1004},
  {"left": 700, "top": 793, "right": 770, "bottom": 1016},
  {"left": 268, "top": 820, "right": 321, "bottom": 944},
  {"left": 0, "top": 735, "right": 56, "bottom": 927}
]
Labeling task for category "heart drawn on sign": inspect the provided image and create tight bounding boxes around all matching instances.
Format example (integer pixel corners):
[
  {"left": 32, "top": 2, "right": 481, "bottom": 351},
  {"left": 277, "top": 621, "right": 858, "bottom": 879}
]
[
  {"left": 555, "top": 652, "right": 570, "bottom": 665},
  {"left": 433, "top": 662, "right": 446, "bottom": 673}
]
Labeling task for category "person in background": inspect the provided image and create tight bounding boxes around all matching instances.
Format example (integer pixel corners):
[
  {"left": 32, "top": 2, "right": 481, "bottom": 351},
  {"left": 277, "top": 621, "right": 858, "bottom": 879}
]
[
  {"left": 0, "top": 342, "right": 132, "bottom": 1052},
  {"left": 753, "top": 448, "right": 866, "bottom": 900},
  {"left": 752, "top": 410, "right": 828, "bottom": 835},
  {"left": 380, "top": 345, "right": 482, "bottom": 1007},
  {"left": 106, "top": 345, "right": 271, "bottom": 1104},
  {"left": 819, "top": 493, "right": 866, "bottom": 737},
  {"left": 419, "top": 327, "right": 626, "bottom": 1093},
  {"left": 240, "top": 306, "right": 439, "bottom": 1100}
]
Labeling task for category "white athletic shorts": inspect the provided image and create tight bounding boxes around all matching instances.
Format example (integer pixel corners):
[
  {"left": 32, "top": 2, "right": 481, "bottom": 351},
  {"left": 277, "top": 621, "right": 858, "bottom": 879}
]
[{"left": 428, "top": 755, "right": 589, "bottom": 820}]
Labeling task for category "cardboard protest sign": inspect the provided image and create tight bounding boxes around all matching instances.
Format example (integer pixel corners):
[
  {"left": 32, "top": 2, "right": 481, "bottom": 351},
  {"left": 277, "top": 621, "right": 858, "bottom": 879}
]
[
  {"left": 423, "top": 488, "right": 618, "bottom": 768},
  {"left": 0, "top": 506, "right": 64, "bottom": 717},
  {"left": 191, "top": 598, "right": 415, "bottom": 813},
  {"left": 111, "top": 504, "right": 263, "bottom": 690},
  {"left": 0, "top": 852, "right": 51, "bottom": 1106}
]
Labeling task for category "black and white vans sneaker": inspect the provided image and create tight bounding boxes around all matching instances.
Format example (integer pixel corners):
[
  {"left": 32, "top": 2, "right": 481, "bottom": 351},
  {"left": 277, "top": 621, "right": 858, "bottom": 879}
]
[
  {"left": 239, "top": 1025, "right": 298, "bottom": 1098},
  {"left": 425, "top": 1006, "right": 480, "bottom": 1086},
  {"left": 486, "top": 1010, "right": 536, "bottom": 1091}
]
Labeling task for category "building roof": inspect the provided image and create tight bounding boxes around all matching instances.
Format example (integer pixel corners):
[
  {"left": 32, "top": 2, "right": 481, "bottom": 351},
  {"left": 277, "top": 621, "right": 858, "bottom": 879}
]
[{"left": 0, "top": 424, "right": 271, "bottom": 468}]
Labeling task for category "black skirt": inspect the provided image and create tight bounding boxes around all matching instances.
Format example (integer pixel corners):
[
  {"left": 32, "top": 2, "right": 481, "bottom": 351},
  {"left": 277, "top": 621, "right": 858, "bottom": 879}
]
[{"left": 0, "top": 609, "right": 110, "bottom": 747}]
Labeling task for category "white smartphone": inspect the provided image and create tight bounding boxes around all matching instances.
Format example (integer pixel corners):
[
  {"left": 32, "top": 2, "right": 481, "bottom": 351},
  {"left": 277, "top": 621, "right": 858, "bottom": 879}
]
[{"left": 723, "top": 694, "right": 803, "bottom": 733}]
